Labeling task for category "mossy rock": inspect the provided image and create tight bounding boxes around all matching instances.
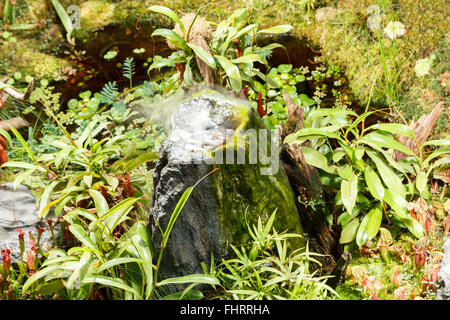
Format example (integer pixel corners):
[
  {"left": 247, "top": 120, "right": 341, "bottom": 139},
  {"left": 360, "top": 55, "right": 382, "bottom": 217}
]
[
  {"left": 149, "top": 89, "right": 302, "bottom": 287},
  {"left": 0, "top": 40, "right": 72, "bottom": 81}
]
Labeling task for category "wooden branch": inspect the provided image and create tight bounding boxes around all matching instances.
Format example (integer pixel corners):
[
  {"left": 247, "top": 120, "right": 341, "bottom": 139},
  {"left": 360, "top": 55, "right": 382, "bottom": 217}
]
[
  {"left": 279, "top": 91, "right": 338, "bottom": 262},
  {"left": 0, "top": 117, "right": 29, "bottom": 131},
  {"left": 326, "top": 251, "right": 352, "bottom": 289},
  {"left": 393, "top": 101, "right": 445, "bottom": 161},
  {"left": 169, "top": 13, "right": 216, "bottom": 86},
  {"left": 0, "top": 78, "right": 34, "bottom": 101},
  {"left": 280, "top": 91, "right": 304, "bottom": 140}
]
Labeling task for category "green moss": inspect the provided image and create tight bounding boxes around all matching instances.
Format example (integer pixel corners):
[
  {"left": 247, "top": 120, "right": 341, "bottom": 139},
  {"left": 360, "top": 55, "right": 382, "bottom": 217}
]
[
  {"left": 399, "top": 34, "right": 449, "bottom": 139},
  {"left": 214, "top": 118, "right": 302, "bottom": 249},
  {"left": 78, "top": 0, "right": 117, "bottom": 31},
  {"left": 335, "top": 280, "right": 365, "bottom": 300},
  {"left": 304, "top": 0, "right": 448, "bottom": 109},
  {"left": 0, "top": 39, "right": 71, "bottom": 81}
]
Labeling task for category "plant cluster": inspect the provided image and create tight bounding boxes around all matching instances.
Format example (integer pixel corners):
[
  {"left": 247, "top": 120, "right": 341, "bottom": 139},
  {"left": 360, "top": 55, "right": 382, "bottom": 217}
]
[
  {"left": 0, "top": 4, "right": 448, "bottom": 301},
  {"left": 285, "top": 106, "right": 449, "bottom": 248},
  {"left": 205, "top": 210, "right": 336, "bottom": 300},
  {"left": 339, "top": 197, "right": 450, "bottom": 300},
  {"left": 148, "top": 6, "right": 292, "bottom": 94}
]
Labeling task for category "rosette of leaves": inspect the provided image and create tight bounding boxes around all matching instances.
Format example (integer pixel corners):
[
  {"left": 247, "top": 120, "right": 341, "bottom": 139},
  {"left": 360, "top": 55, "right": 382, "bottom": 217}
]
[{"left": 147, "top": 6, "right": 293, "bottom": 94}]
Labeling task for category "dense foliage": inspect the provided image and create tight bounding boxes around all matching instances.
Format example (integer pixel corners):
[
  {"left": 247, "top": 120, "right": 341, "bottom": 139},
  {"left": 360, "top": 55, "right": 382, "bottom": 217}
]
[{"left": 0, "top": 2, "right": 448, "bottom": 301}]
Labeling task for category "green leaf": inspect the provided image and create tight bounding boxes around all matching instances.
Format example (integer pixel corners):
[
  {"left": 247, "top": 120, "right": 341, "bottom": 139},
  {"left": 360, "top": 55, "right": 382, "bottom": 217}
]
[
  {"left": 161, "top": 289, "right": 204, "bottom": 300},
  {"left": 21, "top": 265, "right": 62, "bottom": 296},
  {"left": 36, "top": 280, "right": 65, "bottom": 296},
  {"left": 0, "top": 128, "right": 12, "bottom": 147},
  {"left": 345, "top": 111, "right": 377, "bottom": 138},
  {"left": 231, "top": 54, "right": 267, "bottom": 65},
  {"left": 300, "top": 146, "right": 335, "bottom": 174},
  {"left": 391, "top": 211, "right": 424, "bottom": 238},
  {"left": 125, "top": 152, "right": 159, "bottom": 172},
  {"left": 416, "top": 171, "right": 427, "bottom": 195},
  {"left": 364, "top": 166, "right": 385, "bottom": 200},
  {"left": 341, "top": 173, "right": 358, "bottom": 215},
  {"left": 339, "top": 218, "right": 360, "bottom": 244},
  {"left": 75, "top": 118, "right": 99, "bottom": 147},
  {"left": 152, "top": 29, "right": 188, "bottom": 50},
  {"left": 361, "top": 131, "right": 415, "bottom": 156},
  {"left": 98, "top": 258, "right": 146, "bottom": 272},
  {"left": 332, "top": 150, "right": 346, "bottom": 163},
  {"left": 308, "top": 109, "right": 357, "bottom": 118},
  {"left": 336, "top": 164, "right": 353, "bottom": 180},
  {"left": 13, "top": 168, "right": 38, "bottom": 190},
  {"left": 422, "top": 140, "right": 450, "bottom": 147},
  {"left": 68, "top": 208, "right": 98, "bottom": 222},
  {"left": 158, "top": 274, "right": 220, "bottom": 286},
  {"left": 356, "top": 205, "right": 382, "bottom": 247},
  {"left": 429, "top": 156, "right": 450, "bottom": 173},
  {"left": 0, "top": 161, "right": 38, "bottom": 169},
  {"left": 257, "top": 25, "right": 293, "bottom": 34},
  {"left": 55, "top": 146, "right": 74, "bottom": 169},
  {"left": 148, "top": 5, "right": 186, "bottom": 34},
  {"left": 39, "top": 180, "right": 60, "bottom": 218},
  {"left": 187, "top": 43, "right": 216, "bottom": 69},
  {"left": 83, "top": 174, "right": 93, "bottom": 188},
  {"left": 148, "top": 56, "right": 186, "bottom": 72},
  {"left": 367, "top": 151, "right": 405, "bottom": 198},
  {"left": 367, "top": 123, "right": 415, "bottom": 138},
  {"left": 354, "top": 146, "right": 365, "bottom": 160},
  {"left": 284, "top": 128, "right": 341, "bottom": 144},
  {"left": 215, "top": 55, "right": 242, "bottom": 93},
  {"left": 383, "top": 189, "right": 407, "bottom": 216},
  {"left": 66, "top": 251, "right": 91, "bottom": 290},
  {"left": 423, "top": 145, "right": 450, "bottom": 167},
  {"left": 51, "top": 0, "right": 74, "bottom": 43},
  {"left": 219, "top": 24, "right": 258, "bottom": 53},
  {"left": 40, "top": 194, "right": 70, "bottom": 219},
  {"left": 82, "top": 276, "right": 142, "bottom": 299},
  {"left": 91, "top": 198, "right": 138, "bottom": 234},
  {"left": 10, "top": 127, "right": 37, "bottom": 163},
  {"left": 130, "top": 233, "right": 154, "bottom": 299},
  {"left": 161, "top": 186, "right": 195, "bottom": 248},
  {"left": 88, "top": 189, "right": 109, "bottom": 216},
  {"left": 68, "top": 225, "right": 99, "bottom": 252}
]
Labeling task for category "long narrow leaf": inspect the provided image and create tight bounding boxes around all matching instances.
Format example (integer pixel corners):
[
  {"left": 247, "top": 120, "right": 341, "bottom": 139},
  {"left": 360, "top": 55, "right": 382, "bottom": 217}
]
[{"left": 148, "top": 6, "right": 186, "bottom": 34}]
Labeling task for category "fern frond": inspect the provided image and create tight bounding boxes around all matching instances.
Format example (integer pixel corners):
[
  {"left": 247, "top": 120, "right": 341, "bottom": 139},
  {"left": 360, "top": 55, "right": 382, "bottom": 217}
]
[
  {"left": 100, "top": 81, "right": 119, "bottom": 105},
  {"left": 122, "top": 57, "right": 136, "bottom": 88}
]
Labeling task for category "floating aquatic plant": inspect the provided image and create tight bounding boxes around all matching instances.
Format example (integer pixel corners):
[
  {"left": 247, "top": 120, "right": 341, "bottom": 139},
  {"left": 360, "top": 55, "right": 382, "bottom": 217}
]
[{"left": 103, "top": 50, "right": 118, "bottom": 60}]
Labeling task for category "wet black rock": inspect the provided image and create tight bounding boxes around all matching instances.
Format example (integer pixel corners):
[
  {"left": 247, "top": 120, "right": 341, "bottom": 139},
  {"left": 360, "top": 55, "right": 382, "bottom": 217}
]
[{"left": 148, "top": 89, "right": 302, "bottom": 291}]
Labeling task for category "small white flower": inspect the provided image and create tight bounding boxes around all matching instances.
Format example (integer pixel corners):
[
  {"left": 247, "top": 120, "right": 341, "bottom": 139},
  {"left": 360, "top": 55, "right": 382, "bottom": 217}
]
[
  {"left": 414, "top": 54, "right": 436, "bottom": 77},
  {"left": 384, "top": 21, "right": 405, "bottom": 39}
]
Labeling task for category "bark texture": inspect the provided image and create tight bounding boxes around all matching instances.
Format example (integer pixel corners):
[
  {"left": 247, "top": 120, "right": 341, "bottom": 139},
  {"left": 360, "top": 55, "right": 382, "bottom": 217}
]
[{"left": 279, "top": 91, "right": 338, "bottom": 264}]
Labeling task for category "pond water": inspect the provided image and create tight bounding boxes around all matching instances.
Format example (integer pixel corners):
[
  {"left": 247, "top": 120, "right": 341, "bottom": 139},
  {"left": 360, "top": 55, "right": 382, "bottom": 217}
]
[{"left": 54, "top": 24, "right": 170, "bottom": 103}]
